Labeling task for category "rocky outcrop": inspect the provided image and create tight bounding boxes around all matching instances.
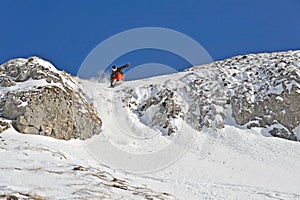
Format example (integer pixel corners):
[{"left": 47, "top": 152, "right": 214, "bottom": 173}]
[
  {"left": 226, "top": 52, "right": 300, "bottom": 141},
  {"left": 123, "top": 88, "right": 185, "bottom": 135},
  {"left": 122, "top": 50, "right": 300, "bottom": 141},
  {"left": 0, "top": 57, "right": 102, "bottom": 140},
  {"left": 0, "top": 57, "right": 61, "bottom": 85}
]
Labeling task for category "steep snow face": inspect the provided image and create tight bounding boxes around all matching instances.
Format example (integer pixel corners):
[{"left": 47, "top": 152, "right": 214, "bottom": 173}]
[
  {"left": 77, "top": 50, "right": 300, "bottom": 199},
  {"left": 0, "top": 57, "right": 102, "bottom": 140},
  {"left": 117, "top": 50, "right": 300, "bottom": 141}
]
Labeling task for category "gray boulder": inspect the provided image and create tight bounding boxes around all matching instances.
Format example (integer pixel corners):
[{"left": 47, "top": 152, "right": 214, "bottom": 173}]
[{"left": 0, "top": 57, "right": 102, "bottom": 140}]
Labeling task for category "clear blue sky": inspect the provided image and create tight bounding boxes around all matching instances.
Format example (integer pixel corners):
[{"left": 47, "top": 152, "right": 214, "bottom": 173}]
[{"left": 1, "top": 0, "right": 300, "bottom": 77}]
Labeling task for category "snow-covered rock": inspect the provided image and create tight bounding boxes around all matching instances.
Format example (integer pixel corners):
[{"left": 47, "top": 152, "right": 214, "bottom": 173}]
[
  {"left": 213, "top": 51, "right": 300, "bottom": 141},
  {"left": 0, "top": 57, "right": 102, "bottom": 140},
  {"left": 121, "top": 50, "right": 300, "bottom": 141}
]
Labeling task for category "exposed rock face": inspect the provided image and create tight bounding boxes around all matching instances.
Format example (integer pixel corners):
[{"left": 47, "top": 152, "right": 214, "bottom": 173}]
[
  {"left": 122, "top": 75, "right": 228, "bottom": 135},
  {"left": 0, "top": 119, "right": 10, "bottom": 133},
  {"left": 225, "top": 52, "right": 300, "bottom": 141},
  {"left": 127, "top": 88, "right": 185, "bottom": 135},
  {"left": 0, "top": 57, "right": 102, "bottom": 140},
  {"left": 0, "top": 57, "right": 61, "bottom": 84},
  {"left": 122, "top": 50, "right": 300, "bottom": 141}
]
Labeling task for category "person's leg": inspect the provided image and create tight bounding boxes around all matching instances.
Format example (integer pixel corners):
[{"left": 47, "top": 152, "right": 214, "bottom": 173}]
[{"left": 111, "top": 79, "right": 117, "bottom": 87}]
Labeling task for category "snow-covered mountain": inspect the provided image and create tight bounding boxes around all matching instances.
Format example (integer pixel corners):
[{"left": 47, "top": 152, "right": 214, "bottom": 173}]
[
  {"left": 1, "top": 51, "right": 300, "bottom": 199},
  {"left": 118, "top": 50, "right": 300, "bottom": 140}
]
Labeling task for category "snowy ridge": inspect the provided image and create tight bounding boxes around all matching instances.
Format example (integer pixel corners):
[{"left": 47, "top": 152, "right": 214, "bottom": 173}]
[{"left": 116, "top": 50, "right": 300, "bottom": 140}]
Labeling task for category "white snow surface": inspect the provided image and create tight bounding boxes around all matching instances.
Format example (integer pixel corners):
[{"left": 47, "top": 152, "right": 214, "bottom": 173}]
[
  {"left": 1, "top": 78, "right": 299, "bottom": 199},
  {"left": 1, "top": 51, "right": 300, "bottom": 199}
]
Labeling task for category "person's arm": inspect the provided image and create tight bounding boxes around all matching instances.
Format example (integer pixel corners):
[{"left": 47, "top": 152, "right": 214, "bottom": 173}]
[{"left": 118, "top": 63, "right": 130, "bottom": 70}]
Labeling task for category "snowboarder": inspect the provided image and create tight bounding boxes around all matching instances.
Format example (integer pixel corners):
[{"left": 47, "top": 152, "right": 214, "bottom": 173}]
[{"left": 110, "top": 63, "right": 130, "bottom": 87}]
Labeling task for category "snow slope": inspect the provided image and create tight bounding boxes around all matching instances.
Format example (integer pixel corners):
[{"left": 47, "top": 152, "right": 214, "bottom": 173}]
[
  {"left": 77, "top": 70, "right": 300, "bottom": 199},
  {"left": 1, "top": 124, "right": 300, "bottom": 199},
  {"left": 0, "top": 129, "right": 177, "bottom": 199},
  {"left": 1, "top": 51, "right": 300, "bottom": 199}
]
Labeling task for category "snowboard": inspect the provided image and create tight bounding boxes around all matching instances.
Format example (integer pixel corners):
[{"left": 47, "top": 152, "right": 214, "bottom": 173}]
[{"left": 109, "top": 80, "right": 124, "bottom": 88}]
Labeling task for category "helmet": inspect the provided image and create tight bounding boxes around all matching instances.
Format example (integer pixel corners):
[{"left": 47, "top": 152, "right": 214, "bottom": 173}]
[{"left": 112, "top": 65, "right": 117, "bottom": 71}]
